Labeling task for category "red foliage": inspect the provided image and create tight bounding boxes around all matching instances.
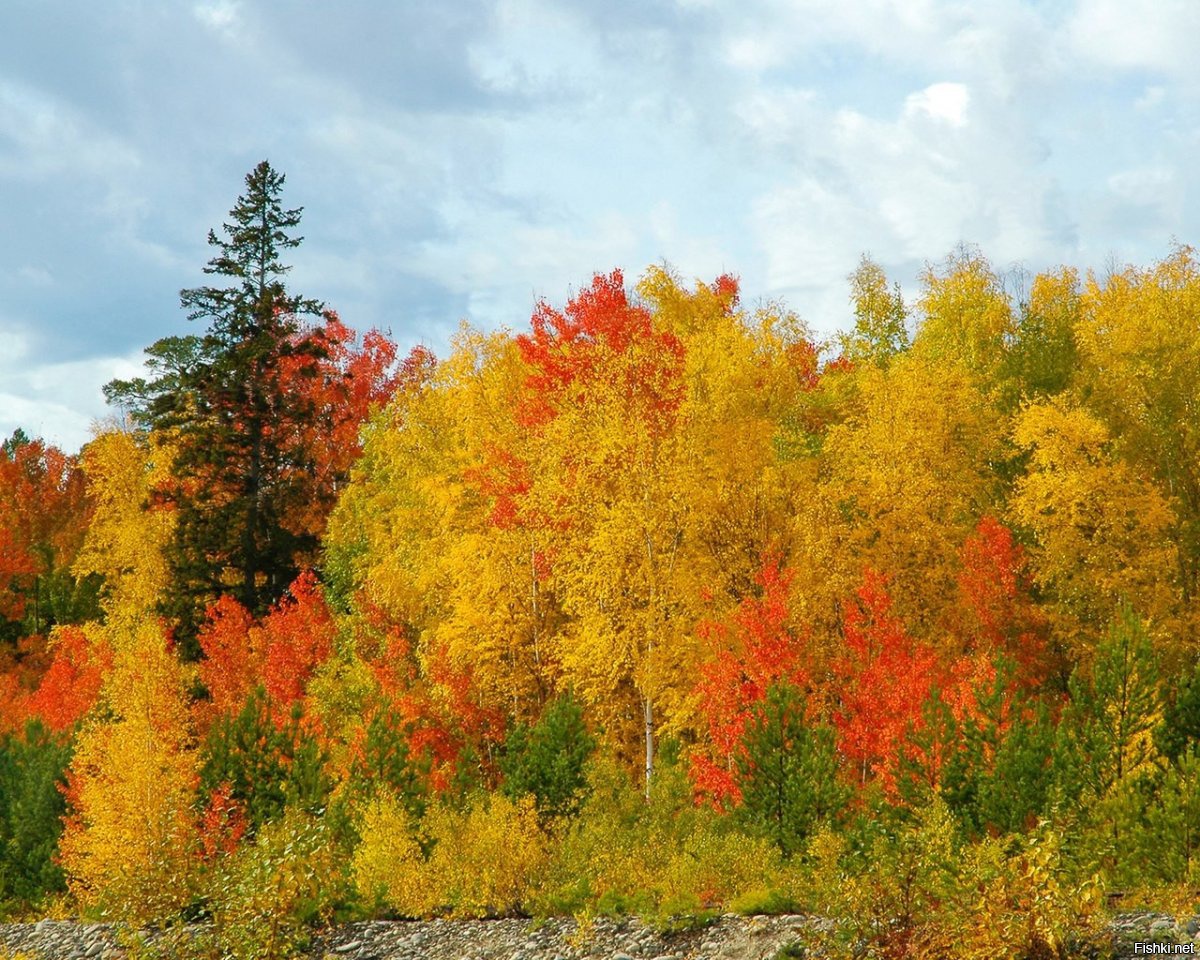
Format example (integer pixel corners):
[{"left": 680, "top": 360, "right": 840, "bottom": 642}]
[
  {"left": 195, "top": 572, "right": 335, "bottom": 729},
  {"left": 833, "top": 568, "right": 939, "bottom": 794},
  {"left": 259, "top": 571, "right": 336, "bottom": 710},
  {"left": 0, "top": 437, "right": 92, "bottom": 626},
  {"left": 27, "top": 627, "right": 111, "bottom": 732},
  {"left": 785, "top": 340, "right": 822, "bottom": 392},
  {"left": 464, "top": 444, "right": 533, "bottom": 530},
  {"left": 711, "top": 274, "right": 741, "bottom": 314},
  {"left": 956, "top": 516, "right": 1052, "bottom": 687},
  {"left": 351, "top": 611, "right": 497, "bottom": 794},
  {"left": 514, "top": 269, "right": 686, "bottom": 433},
  {"left": 197, "top": 595, "right": 258, "bottom": 726},
  {"left": 690, "top": 557, "right": 810, "bottom": 805},
  {"left": 269, "top": 313, "right": 413, "bottom": 553},
  {"left": 199, "top": 781, "right": 247, "bottom": 860}
]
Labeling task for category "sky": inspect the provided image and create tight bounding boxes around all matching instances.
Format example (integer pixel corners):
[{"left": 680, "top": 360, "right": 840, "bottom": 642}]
[{"left": 1, "top": 0, "right": 1198, "bottom": 452}]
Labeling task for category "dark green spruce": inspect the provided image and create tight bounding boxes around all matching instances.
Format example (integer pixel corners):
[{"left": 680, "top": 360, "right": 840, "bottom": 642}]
[{"left": 106, "top": 161, "right": 327, "bottom": 654}]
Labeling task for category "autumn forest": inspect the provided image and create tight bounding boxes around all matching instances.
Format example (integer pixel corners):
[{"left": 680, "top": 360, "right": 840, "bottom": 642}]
[{"left": 3, "top": 161, "right": 1200, "bottom": 957}]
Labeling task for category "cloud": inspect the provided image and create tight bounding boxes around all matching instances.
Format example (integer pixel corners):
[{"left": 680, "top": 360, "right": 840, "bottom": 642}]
[
  {"left": 0, "top": 316, "right": 145, "bottom": 451},
  {"left": 904, "top": 83, "right": 970, "bottom": 127},
  {"left": 1, "top": 0, "right": 1199, "bottom": 449},
  {"left": 1069, "top": 0, "right": 1200, "bottom": 80}
]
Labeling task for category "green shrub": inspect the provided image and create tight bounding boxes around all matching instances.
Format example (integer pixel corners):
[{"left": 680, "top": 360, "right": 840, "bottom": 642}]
[
  {"left": 204, "top": 807, "right": 347, "bottom": 960},
  {"left": 735, "top": 684, "right": 848, "bottom": 857},
  {"left": 0, "top": 721, "right": 72, "bottom": 911},
  {"left": 199, "top": 688, "right": 332, "bottom": 832},
  {"left": 500, "top": 692, "right": 595, "bottom": 821}
]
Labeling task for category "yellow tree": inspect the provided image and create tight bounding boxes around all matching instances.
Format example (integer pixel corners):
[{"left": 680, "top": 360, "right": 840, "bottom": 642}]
[
  {"left": 1010, "top": 398, "right": 1178, "bottom": 664},
  {"left": 839, "top": 254, "right": 909, "bottom": 366},
  {"left": 914, "top": 244, "right": 1015, "bottom": 396},
  {"left": 1074, "top": 246, "right": 1200, "bottom": 645},
  {"left": 326, "top": 328, "right": 561, "bottom": 734},
  {"left": 809, "top": 353, "right": 1001, "bottom": 642},
  {"left": 58, "top": 429, "right": 199, "bottom": 921}
]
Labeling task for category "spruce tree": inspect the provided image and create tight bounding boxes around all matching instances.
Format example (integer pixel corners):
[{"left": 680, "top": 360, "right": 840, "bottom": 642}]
[{"left": 106, "top": 161, "right": 326, "bottom": 651}]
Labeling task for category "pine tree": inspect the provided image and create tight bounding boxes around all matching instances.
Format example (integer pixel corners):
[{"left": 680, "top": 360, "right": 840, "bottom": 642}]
[
  {"left": 106, "top": 161, "right": 327, "bottom": 649},
  {"left": 735, "top": 683, "right": 847, "bottom": 857}
]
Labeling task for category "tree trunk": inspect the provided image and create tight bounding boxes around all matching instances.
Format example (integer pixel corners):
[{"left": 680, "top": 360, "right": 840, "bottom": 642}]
[{"left": 644, "top": 696, "right": 654, "bottom": 800}]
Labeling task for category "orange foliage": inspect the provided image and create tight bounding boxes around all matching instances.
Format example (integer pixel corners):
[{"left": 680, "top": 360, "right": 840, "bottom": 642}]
[
  {"left": 515, "top": 269, "right": 686, "bottom": 433},
  {"left": 197, "top": 595, "right": 259, "bottom": 726},
  {"left": 196, "top": 572, "right": 335, "bottom": 727},
  {"left": 28, "top": 626, "right": 111, "bottom": 732},
  {"left": 956, "top": 516, "right": 1052, "bottom": 686},
  {"left": 259, "top": 571, "right": 336, "bottom": 709},
  {"left": 199, "top": 781, "right": 247, "bottom": 860},
  {"left": 691, "top": 558, "right": 810, "bottom": 805},
  {"left": 833, "top": 569, "right": 939, "bottom": 794},
  {"left": 0, "top": 436, "right": 92, "bottom": 625}
]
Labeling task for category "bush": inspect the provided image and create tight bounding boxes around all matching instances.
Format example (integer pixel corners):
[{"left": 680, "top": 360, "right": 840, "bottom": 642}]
[
  {"left": 352, "top": 791, "right": 547, "bottom": 918},
  {"left": 735, "top": 684, "right": 847, "bottom": 857},
  {"left": 500, "top": 692, "right": 595, "bottom": 821},
  {"left": 350, "top": 790, "right": 428, "bottom": 915},
  {"left": 532, "top": 749, "right": 786, "bottom": 922},
  {"left": 798, "top": 806, "right": 1102, "bottom": 960},
  {"left": 0, "top": 721, "right": 72, "bottom": 911},
  {"left": 199, "top": 688, "right": 332, "bottom": 833},
  {"left": 204, "top": 807, "right": 346, "bottom": 960}
]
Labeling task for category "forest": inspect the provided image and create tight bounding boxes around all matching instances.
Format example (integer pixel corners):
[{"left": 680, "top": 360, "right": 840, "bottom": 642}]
[{"left": 3, "top": 160, "right": 1200, "bottom": 959}]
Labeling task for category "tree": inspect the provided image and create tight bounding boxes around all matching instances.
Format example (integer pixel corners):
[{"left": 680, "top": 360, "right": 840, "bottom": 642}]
[
  {"left": 1011, "top": 398, "right": 1177, "bottom": 660},
  {"left": 690, "top": 557, "right": 809, "bottom": 805},
  {"left": 0, "top": 432, "right": 98, "bottom": 644},
  {"left": 839, "top": 254, "right": 909, "bottom": 366},
  {"left": 105, "top": 161, "right": 329, "bottom": 647},
  {"left": 734, "top": 683, "right": 846, "bottom": 857},
  {"left": 499, "top": 691, "right": 596, "bottom": 821},
  {"left": 833, "top": 569, "right": 939, "bottom": 793}
]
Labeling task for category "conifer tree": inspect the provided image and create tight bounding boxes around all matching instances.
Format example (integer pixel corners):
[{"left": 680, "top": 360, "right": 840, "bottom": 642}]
[{"left": 106, "top": 161, "right": 327, "bottom": 648}]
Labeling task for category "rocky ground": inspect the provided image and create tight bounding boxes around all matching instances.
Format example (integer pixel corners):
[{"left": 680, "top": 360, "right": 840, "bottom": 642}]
[{"left": 1, "top": 911, "right": 1197, "bottom": 959}]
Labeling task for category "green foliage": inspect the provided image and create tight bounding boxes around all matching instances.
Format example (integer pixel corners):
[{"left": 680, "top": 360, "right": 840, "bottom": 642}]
[
  {"left": 735, "top": 684, "right": 847, "bottom": 857},
  {"left": 0, "top": 722, "right": 71, "bottom": 910},
  {"left": 346, "top": 708, "right": 428, "bottom": 822},
  {"left": 531, "top": 749, "right": 785, "bottom": 923},
  {"left": 500, "top": 692, "right": 595, "bottom": 821},
  {"left": 202, "top": 807, "right": 346, "bottom": 960},
  {"left": 934, "top": 683, "right": 1057, "bottom": 838},
  {"left": 1157, "top": 657, "right": 1200, "bottom": 763},
  {"left": 199, "top": 688, "right": 332, "bottom": 833},
  {"left": 1056, "top": 606, "right": 1161, "bottom": 803},
  {"left": 840, "top": 254, "right": 909, "bottom": 366},
  {"left": 106, "top": 161, "right": 328, "bottom": 650}
]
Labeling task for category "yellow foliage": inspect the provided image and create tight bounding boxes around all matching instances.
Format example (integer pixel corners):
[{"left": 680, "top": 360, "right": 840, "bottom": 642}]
[
  {"left": 354, "top": 792, "right": 547, "bottom": 918},
  {"left": 1074, "top": 246, "right": 1200, "bottom": 647},
  {"left": 915, "top": 245, "right": 1014, "bottom": 388},
  {"left": 58, "top": 427, "right": 198, "bottom": 924},
  {"left": 73, "top": 429, "right": 175, "bottom": 634},
  {"left": 1011, "top": 397, "right": 1177, "bottom": 655},
  {"left": 812, "top": 354, "right": 999, "bottom": 638},
  {"left": 351, "top": 791, "right": 428, "bottom": 914},
  {"left": 205, "top": 809, "right": 342, "bottom": 960}
]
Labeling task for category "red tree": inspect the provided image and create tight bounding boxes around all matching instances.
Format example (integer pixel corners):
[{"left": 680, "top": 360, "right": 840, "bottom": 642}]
[
  {"left": 833, "top": 568, "right": 939, "bottom": 794},
  {"left": 691, "top": 557, "right": 810, "bottom": 805}
]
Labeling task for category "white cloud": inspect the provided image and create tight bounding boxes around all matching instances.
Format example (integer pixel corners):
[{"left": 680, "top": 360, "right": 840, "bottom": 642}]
[
  {"left": 0, "top": 81, "right": 139, "bottom": 181},
  {"left": 1070, "top": 0, "right": 1200, "bottom": 79},
  {"left": 904, "top": 83, "right": 970, "bottom": 127},
  {"left": 0, "top": 318, "right": 144, "bottom": 451}
]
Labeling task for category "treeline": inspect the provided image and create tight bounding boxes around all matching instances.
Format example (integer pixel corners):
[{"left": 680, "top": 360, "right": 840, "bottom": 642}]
[{"left": 3, "top": 162, "right": 1200, "bottom": 957}]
